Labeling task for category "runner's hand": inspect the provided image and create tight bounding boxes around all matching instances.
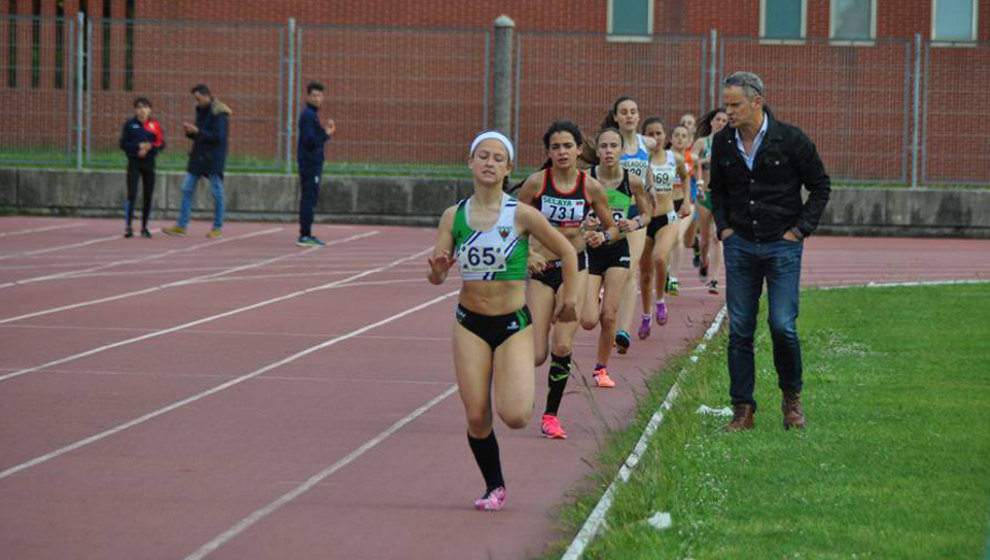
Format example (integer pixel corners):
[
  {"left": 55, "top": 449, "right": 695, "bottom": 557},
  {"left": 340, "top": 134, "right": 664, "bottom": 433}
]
[
  {"left": 678, "top": 202, "right": 693, "bottom": 219},
  {"left": 427, "top": 252, "right": 456, "bottom": 284},
  {"left": 583, "top": 215, "right": 601, "bottom": 230},
  {"left": 528, "top": 253, "right": 548, "bottom": 275},
  {"left": 552, "top": 297, "right": 577, "bottom": 324},
  {"left": 584, "top": 229, "right": 606, "bottom": 248},
  {"left": 617, "top": 217, "right": 637, "bottom": 233}
]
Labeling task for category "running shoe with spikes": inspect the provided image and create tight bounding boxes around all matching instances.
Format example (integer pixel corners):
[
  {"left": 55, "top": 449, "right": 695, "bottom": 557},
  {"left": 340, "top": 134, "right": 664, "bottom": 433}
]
[
  {"left": 638, "top": 314, "right": 651, "bottom": 339},
  {"left": 593, "top": 366, "right": 616, "bottom": 388},
  {"left": 541, "top": 414, "right": 567, "bottom": 439},
  {"left": 707, "top": 279, "right": 719, "bottom": 295},
  {"left": 614, "top": 329, "right": 631, "bottom": 355},
  {"left": 699, "top": 264, "right": 708, "bottom": 278},
  {"left": 474, "top": 486, "right": 506, "bottom": 511},
  {"left": 666, "top": 276, "right": 680, "bottom": 296},
  {"left": 655, "top": 301, "right": 669, "bottom": 326}
]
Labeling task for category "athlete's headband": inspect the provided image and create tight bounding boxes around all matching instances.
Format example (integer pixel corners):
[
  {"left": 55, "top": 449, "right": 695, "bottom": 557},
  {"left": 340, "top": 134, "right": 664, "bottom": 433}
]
[{"left": 470, "top": 131, "right": 514, "bottom": 162}]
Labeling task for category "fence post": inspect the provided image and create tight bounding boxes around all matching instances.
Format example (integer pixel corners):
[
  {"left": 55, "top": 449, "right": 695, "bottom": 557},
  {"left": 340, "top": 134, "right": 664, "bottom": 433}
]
[
  {"left": 75, "top": 12, "right": 84, "bottom": 170},
  {"left": 493, "top": 15, "right": 514, "bottom": 136},
  {"left": 709, "top": 29, "right": 718, "bottom": 110},
  {"left": 911, "top": 33, "right": 921, "bottom": 189},
  {"left": 85, "top": 16, "right": 92, "bottom": 166},
  {"left": 285, "top": 17, "right": 295, "bottom": 174}
]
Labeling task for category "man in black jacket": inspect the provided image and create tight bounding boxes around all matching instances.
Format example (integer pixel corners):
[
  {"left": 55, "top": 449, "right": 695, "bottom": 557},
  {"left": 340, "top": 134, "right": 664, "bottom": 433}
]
[
  {"left": 708, "top": 71, "right": 831, "bottom": 432},
  {"left": 162, "top": 84, "right": 231, "bottom": 239},
  {"left": 296, "top": 81, "right": 336, "bottom": 247}
]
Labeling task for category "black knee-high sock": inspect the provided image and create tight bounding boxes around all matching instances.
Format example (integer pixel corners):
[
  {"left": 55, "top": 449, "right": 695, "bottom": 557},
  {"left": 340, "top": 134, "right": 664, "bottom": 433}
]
[
  {"left": 467, "top": 431, "right": 504, "bottom": 491},
  {"left": 544, "top": 352, "right": 571, "bottom": 416}
]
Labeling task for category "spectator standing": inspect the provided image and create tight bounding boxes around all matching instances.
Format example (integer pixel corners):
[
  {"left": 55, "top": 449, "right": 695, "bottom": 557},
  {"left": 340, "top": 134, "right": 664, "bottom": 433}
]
[{"left": 296, "top": 81, "right": 337, "bottom": 247}]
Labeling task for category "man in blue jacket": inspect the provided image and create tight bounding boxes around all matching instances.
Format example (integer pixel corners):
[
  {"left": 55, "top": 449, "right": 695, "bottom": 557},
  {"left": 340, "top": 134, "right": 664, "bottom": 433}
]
[
  {"left": 163, "top": 84, "right": 231, "bottom": 239},
  {"left": 296, "top": 81, "right": 336, "bottom": 247}
]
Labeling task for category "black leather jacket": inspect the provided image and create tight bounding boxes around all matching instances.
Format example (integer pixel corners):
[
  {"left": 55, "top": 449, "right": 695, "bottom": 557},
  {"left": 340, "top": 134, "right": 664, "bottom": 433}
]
[{"left": 709, "top": 111, "right": 831, "bottom": 242}]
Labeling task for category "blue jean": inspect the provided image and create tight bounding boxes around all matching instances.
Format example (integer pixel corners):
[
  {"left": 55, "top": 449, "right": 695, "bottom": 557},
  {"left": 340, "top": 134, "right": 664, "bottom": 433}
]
[
  {"left": 177, "top": 172, "right": 224, "bottom": 229},
  {"left": 723, "top": 234, "right": 804, "bottom": 409}
]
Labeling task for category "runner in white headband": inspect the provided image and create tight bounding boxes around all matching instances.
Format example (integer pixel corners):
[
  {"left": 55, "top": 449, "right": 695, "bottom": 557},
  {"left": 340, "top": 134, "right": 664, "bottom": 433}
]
[{"left": 470, "top": 131, "right": 514, "bottom": 163}]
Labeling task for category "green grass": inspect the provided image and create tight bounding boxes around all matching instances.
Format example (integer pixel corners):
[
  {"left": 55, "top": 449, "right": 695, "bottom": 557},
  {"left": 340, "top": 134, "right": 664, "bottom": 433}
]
[{"left": 550, "top": 284, "right": 990, "bottom": 559}]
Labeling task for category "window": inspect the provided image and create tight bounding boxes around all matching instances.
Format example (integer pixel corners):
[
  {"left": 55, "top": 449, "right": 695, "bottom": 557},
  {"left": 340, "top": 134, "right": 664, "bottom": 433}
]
[
  {"left": 101, "top": 0, "right": 110, "bottom": 89},
  {"left": 830, "top": 0, "right": 876, "bottom": 42},
  {"left": 608, "top": 0, "right": 653, "bottom": 41},
  {"left": 761, "top": 0, "right": 806, "bottom": 41},
  {"left": 933, "top": 0, "right": 978, "bottom": 42},
  {"left": 7, "top": 0, "right": 16, "bottom": 88},
  {"left": 125, "top": 0, "right": 134, "bottom": 90}
]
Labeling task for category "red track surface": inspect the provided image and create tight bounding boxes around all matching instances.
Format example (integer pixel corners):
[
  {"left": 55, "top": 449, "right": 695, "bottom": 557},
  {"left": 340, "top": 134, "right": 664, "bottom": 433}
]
[{"left": 1, "top": 217, "right": 987, "bottom": 559}]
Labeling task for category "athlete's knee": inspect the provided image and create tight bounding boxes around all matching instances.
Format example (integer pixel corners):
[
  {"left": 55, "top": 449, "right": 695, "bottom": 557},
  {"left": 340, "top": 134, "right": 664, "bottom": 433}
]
[
  {"left": 534, "top": 348, "right": 549, "bottom": 367},
  {"left": 499, "top": 410, "right": 529, "bottom": 430},
  {"left": 580, "top": 313, "right": 599, "bottom": 331},
  {"left": 601, "top": 308, "right": 618, "bottom": 329},
  {"left": 465, "top": 409, "right": 493, "bottom": 436},
  {"left": 549, "top": 341, "right": 571, "bottom": 357}
]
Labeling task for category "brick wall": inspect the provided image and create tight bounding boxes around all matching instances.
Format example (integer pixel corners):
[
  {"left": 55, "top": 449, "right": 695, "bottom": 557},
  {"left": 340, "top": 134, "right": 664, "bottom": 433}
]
[{"left": 2, "top": 1, "right": 986, "bottom": 182}]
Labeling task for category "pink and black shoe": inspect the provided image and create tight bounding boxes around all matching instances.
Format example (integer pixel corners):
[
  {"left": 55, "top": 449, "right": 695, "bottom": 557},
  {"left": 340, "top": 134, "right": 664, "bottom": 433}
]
[{"left": 474, "top": 486, "right": 507, "bottom": 511}]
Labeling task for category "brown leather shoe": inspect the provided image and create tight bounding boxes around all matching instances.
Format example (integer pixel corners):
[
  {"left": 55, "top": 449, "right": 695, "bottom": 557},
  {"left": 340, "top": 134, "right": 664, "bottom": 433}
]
[
  {"left": 724, "top": 403, "right": 754, "bottom": 432},
  {"left": 782, "top": 390, "right": 806, "bottom": 430}
]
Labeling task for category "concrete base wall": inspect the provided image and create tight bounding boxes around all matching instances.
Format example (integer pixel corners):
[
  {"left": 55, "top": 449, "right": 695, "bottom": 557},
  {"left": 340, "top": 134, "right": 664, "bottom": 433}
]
[{"left": 1, "top": 168, "right": 987, "bottom": 237}]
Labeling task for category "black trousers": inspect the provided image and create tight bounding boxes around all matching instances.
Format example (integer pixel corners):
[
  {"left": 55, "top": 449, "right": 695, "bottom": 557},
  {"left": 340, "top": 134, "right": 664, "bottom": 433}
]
[
  {"left": 126, "top": 157, "right": 156, "bottom": 228},
  {"left": 298, "top": 169, "right": 322, "bottom": 237}
]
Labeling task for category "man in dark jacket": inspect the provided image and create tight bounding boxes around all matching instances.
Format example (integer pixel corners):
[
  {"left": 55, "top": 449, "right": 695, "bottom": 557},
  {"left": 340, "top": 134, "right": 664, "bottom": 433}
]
[
  {"left": 708, "top": 71, "right": 831, "bottom": 432},
  {"left": 296, "top": 81, "right": 336, "bottom": 247},
  {"left": 162, "top": 84, "right": 231, "bottom": 239}
]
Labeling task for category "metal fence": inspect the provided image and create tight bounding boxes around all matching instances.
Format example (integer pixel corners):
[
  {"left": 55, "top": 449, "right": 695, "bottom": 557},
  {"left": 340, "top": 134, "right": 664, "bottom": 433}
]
[{"left": 1, "top": 14, "right": 986, "bottom": 184}]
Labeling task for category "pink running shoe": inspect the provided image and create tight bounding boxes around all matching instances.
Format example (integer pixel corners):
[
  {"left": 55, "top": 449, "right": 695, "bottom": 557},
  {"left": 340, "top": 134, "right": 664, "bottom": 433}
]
[
  {"left": 655, "top": 301, "right": 669, "bottom": 326},
  {"left": 593, "top": 366, "right": 616, "bottom": 388},
  {"left": 541, "top": 414, "right": 567, "bottom": 439},
  {"left": 474, "top": 486, "right": 507, "bottom": 511},
  {"left": 638, "top": 314, "right": 651, "bottom": 339}
]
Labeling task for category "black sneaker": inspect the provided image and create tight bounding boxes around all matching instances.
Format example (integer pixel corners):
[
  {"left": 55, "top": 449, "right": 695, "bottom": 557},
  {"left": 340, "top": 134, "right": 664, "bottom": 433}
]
[
  {"left": 707, "top": 279, "right": 719, "bottom": 295},
  {"left": 700, "top": 265, "right": 708, "bottom": 278},
  {"left": 124, "top": 227, "right": 134, "bottom": 238},
  {"left": 140, "top": 229, "right": 152, "bottom": 239}
]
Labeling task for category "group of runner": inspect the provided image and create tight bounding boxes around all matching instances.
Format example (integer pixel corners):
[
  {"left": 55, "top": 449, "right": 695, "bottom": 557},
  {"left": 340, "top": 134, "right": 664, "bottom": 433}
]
[{"left": 428, "top": 97, "right": 730, "bottom": 511}]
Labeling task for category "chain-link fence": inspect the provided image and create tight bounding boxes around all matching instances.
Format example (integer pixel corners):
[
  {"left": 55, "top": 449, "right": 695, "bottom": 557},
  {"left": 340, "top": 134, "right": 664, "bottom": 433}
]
[
  {"left": 0, "top": 15, "right": 77, "bottom": 165},
  {"left": 922, "top": 41, "right": 990, "bottom": 185},
  {"left": 85, "top": 18, "right": 285, "bottom": 171},
  {"left": 296, "top": 24, "right": 489, "bottom": 174},
  {"left": 718, "top": 37, "right": 913, "bottom": 184},
  {"left": 514, "top": 31, "right": 708, "bottom": 169},
  {"left": 0, "top": 15, "right": 985, "bottom": 185}
]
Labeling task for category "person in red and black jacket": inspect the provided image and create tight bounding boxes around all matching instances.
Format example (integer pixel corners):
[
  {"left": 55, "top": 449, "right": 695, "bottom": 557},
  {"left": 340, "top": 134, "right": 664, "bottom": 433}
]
[{"left": 119, "top": 97, "right": 165, "bottom": 238}]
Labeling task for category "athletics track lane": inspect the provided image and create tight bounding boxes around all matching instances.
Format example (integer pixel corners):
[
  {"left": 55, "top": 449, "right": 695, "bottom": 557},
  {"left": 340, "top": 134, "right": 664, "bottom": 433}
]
[{"left": 0, "top": 217, "right": 987, "bottom": 559}]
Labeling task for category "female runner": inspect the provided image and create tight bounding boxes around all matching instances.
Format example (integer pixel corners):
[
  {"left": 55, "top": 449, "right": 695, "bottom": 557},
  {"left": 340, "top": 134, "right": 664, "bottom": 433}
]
[
  {"left": 427, "top": 131, "right": 578, "bottom": 510},
  {"left": 691, "top": 107, "right": 729, "bottom": 294},
  {"left": 595, "top": 96, "right": 657, "bottom": 355},
  {"left": 666, "top": 123, "right": 696, "bottom": 296},
  {"left": 580, "top": 128, "right": 652, "bottom": 385},
  {"left": 516, "top": 121, "right": 618, "bottom": 439},
  {"left": 637, "top": 117, "right": 689, "bottom": 339}
]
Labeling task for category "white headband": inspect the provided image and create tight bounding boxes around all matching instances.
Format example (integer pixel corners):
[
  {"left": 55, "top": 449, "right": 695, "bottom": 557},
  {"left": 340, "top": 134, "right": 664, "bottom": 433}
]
[{"left": 470, "top": 131, "right": 514, "bottom": 162}]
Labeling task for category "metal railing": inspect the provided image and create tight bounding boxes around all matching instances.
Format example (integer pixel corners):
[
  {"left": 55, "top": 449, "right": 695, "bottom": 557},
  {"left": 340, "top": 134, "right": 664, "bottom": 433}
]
[{"left": 0, "top": 14, "right": 985, "bottom": 185}]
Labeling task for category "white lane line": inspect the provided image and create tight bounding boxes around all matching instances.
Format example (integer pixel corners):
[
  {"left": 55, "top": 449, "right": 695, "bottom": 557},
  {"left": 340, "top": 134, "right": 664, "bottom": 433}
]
[
  {"left": 0, "top": 289, "right": 458, "bottom": 481},
  {"left": 0, "top": 223, "right": 86, "bottom": 237},
  {"left": 0, "top": 244, "right": 430, "bottom": 382},
  {"left": 0, "top": 231, "right": 378, "bottom": 325},
  {"left": 183, "top": 383, "right": 459, "bottom": 560},
  {"left": 0, "top": 227, "right": 283, "bottom": 289},
  {"left": 181, "top": 274, "right": 420, "bottom": 287},
  {"left": 0, "top": 235, "right": 121, "bottom": 260},
  {"left": 562, "top": 306, "right": 728, "bottom": 560}
]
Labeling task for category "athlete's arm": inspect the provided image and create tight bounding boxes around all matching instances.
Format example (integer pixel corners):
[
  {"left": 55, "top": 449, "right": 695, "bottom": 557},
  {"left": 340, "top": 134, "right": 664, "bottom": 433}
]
[
  {"left": 674, "top": 155, "right": 693, "bottom": 218},
  {"left": 584, "top": 177, "right": 619, "bottom": 248},
  {"left": 517, "top": 205, "right": 578, "bottom": 323},
  {"left": 621, "top": 174, "right": 652, "bottom": 232},
  {"left": 515, "top": 173, "right": 550, "bottom": 273},
  {"left": 427, "top": 206, "right": 457, "bottom": 285},
  {"left": 641, "top": 135, "right": 657, "bottom": 152}
]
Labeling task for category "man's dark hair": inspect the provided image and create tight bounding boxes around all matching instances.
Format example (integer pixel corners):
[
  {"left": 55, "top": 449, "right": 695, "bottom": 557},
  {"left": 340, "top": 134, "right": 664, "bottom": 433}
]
[
  {"left": 133, "top": 97, "right": 152, "bottom": 108},
  {"left": 190, "top": 84, "right": 212, "bottom": 97},
  {"left": 306, "top": 81, "right": 325, "bottom": 94}
]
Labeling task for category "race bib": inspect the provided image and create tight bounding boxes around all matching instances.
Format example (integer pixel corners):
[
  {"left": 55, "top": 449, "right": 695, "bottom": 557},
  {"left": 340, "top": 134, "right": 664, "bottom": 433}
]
[
  {"left": 458, "top": 244, "right": 508, "bottom": 274},
  {"left": 605, "top": 190, "right": 631, "bottom": 222},
  {"left": 621, "top": 159, "right": 649, "bottom": 180},
  {"left": 541, "top": 196, "right": 586, "bottom": 228}
]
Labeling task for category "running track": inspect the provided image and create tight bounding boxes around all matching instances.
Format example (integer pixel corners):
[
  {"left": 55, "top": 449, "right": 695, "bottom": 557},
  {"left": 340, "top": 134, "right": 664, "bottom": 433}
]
[{"left": 1, "top": 217, "right": 987, "bottom": 559}]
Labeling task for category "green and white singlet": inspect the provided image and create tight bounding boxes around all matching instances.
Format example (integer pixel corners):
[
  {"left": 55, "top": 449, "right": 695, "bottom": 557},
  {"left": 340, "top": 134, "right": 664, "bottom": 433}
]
[{"left": 452, "top": 193, "right": 529, "bottom": 281}]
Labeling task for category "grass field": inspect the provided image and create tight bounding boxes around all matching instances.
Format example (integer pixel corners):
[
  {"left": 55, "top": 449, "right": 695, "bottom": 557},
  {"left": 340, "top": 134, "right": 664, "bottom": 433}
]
[{"left": 553, "top": 284, "right": 990, "bottom": 559}]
